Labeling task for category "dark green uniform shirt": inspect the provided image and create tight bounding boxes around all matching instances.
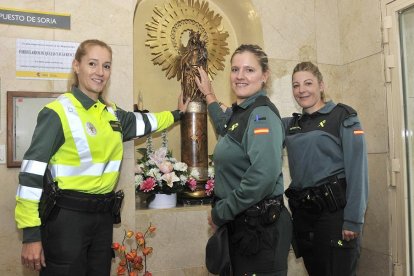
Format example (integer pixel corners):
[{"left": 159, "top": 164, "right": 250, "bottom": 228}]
[
  {"left": 283, "top": 101, "right": 368, "bottom": 232},
  {"left": 209, "top": 91, "right": 285, "bottom": 227}
]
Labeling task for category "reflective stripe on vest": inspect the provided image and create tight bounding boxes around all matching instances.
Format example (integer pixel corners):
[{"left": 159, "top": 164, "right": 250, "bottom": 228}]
[
  {"left": 50, "top": 95, "right": 121, "bottom": 178},
  {"left": 20, "top": 160, "right": 48, "bottom": 175},
  {"left": 17, "top": 160, "right": 47, "bottom": 200},
  {"left": 51, "top": 160, "right": 121, "bottom": 177},
  {"left": 16, "top": 185, "right": 42, "bottom": 200},
  {"left": 134, "top": 112, "right": 158, "bottom": 136}
]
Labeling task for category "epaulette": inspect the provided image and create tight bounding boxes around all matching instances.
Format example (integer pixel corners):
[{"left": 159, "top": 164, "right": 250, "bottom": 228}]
[
  {"left": 337, "top": 103, "right": 358, "bottom": 128},
  {"left": 336, "top": 103, "right": 357, "bottom": 116}
]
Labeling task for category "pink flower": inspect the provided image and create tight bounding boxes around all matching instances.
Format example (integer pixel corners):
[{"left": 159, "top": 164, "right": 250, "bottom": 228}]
[
  {"left": 205, "top": 179, "right": 215, "bottom": 196},
  {"left": 140, "top": 178, "right": 157, "bottom": 192},
  {"left": 149, "top": 147, "right": 167, "bottom": 164},
  {"left": 158, "top": 161, "right": 173, "bottom": 174},
  {"left": 187, "top": 178, "right": 197, "bottom": 191}
]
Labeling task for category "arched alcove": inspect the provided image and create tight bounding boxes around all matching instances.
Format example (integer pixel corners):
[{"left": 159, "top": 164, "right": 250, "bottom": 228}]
[{"left": 132, "top": 0, "right": 264, "bottom": 157}]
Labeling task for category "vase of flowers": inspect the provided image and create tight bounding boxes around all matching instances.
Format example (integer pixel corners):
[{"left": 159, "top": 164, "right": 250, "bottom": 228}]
[
  {"left": 148, "top": 193, "right": 177, "bottom": 209},
  {"left": 135, "top": 131, "right": 214, "bottom": 208}
]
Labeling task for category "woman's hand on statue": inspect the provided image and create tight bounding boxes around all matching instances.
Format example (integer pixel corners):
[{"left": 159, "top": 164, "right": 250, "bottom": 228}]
[
  {"left": 178, "top": 91, "right": 190, "bottom": 113},
  {"left": 196, "top": 67, "right": 219, "bottom": 105},
  {"left": 195, "top": 67, "right": 214, "bottom": 96}
]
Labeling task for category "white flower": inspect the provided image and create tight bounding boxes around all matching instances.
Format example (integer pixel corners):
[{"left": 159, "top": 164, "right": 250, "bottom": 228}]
[
  {"left": 134, "top": 174, "right": 144, "bottom": 188},
  {"left": 148, "top": 168, "right": 161, "bottom": 180},
  {"left": 162, "top": 172, "right": 180, "bottom": 187},
  {"left": 180, "top": 174, "right": 188, "bottom": 183},
  {"left": 174, "top": 162, "right": 188, "bottom": 172},
  {"left": 190, "top": 168, "right": 200, "bottom": 179},
  {"left": 208, "top": 166, "right": 215, "bottom": 178}
]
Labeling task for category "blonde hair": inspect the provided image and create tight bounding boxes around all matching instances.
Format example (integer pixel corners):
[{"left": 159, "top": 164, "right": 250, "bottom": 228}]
[
  {"left": 69, "top": 39, "right": 113, "bottom": 105},
  {"left": 292, "top": 61, "right": 326, "bottom": 101},
  {"left": 70, "top": 39, "right": 112, "bottom": 85}
]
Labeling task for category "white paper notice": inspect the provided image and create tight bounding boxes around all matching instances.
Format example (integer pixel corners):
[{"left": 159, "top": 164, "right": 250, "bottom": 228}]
[{"left": 16, "top": 39, "right": 79, "bottom": 80}]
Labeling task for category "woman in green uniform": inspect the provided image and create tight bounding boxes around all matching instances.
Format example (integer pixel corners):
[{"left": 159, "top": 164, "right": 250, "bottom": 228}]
[
  {"left": 283, "top": 62, "right": 368, "bottom": 276},
  {"left": 196, "top": 44, "right": 292, "bottom": 276}
]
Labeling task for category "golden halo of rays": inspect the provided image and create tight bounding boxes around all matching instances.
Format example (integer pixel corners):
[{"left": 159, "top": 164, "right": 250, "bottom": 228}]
[{"left": 145, "top": 0, "right": 229, "bottom": 80}]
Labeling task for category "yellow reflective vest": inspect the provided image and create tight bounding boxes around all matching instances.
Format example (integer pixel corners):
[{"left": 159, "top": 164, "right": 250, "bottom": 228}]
[
  {"left": 47, "top": 93, "right": 123, "bottom": 193},
  {"left": 15, "top": 89, "right": 178, "bottom": 240}
]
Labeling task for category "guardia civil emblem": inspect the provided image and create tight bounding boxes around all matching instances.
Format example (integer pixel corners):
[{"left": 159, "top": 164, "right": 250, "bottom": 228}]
[{"left": 85, "top": 122, "right": 97, "bottom": 136}]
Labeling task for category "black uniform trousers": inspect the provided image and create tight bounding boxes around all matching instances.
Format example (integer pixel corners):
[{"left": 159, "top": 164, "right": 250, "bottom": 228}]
[
  {"left": 228, "top": 207, "right": 292, "bottom": 276},
  {"left": 40, "top": 207, "right": 113, "bottom": 276},
  {"left": 292, "top": 207, "right": 360, "bottom": 276}
]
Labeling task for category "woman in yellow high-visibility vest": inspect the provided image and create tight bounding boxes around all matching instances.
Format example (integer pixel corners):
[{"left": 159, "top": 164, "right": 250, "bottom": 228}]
[{"left": 15, "top": 39, "right": 188, "bottom": 275}]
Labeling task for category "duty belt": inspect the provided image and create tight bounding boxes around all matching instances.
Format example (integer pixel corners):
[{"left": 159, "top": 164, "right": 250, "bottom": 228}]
[
  {"left": 56, "top": 190, "right": 115, "bottom": 213},
  {"left": 285, "top": 175, "right": 347, "bottom": 213}
]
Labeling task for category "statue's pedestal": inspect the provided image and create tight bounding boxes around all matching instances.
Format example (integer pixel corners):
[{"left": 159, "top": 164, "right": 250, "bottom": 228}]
[{"left": 181, "top": 101, "right": 211, "bottom": 204}]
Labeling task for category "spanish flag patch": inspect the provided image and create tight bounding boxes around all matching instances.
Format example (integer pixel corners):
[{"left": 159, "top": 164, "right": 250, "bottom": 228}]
[
  {"left": 254, "top": 128, "right": 270, "bottom": 135},
  {"left": 353, "top": 130, "right": 364, "bottom": 135}
]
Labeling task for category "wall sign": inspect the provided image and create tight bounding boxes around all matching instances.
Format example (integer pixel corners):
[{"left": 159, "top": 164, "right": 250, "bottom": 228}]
[
  {"left": 16, "top": 39, "right": 79, "bottom": 80},
  {"left": 0, "top": 7, "right": 70, "bottom": 29}
]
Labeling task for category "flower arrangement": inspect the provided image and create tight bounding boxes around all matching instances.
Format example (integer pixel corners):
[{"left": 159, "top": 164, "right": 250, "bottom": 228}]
[
  {"left": 134, "top": 131, "right": 214, "bottom": 196},
  {"left": 112, "top": 223, "right": 156, "bottom": 276}
]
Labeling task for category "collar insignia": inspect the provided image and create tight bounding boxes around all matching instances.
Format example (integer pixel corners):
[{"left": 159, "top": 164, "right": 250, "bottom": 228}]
[
  {"left": 229, "top": 123, "right": 239, "bottom": 131},
  {"left": 318, "top": 120, "right": 326, "bottom": 128}
]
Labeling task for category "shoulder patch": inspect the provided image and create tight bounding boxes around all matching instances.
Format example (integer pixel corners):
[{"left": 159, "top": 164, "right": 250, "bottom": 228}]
[{"left": 254, "top": 127, "right": 269, "bottom": 135}]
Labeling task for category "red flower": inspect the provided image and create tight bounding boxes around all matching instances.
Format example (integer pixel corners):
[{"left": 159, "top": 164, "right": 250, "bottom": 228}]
[
  {"left": 142, "top": 247, "right": 153, "bottom": 256},
  {"left": 205, "top": 179, "right": 215, "bottom": 196},
  {"left": 113, "top": 224, "right": 156, "bottom": 275},
  {"left": 112, "top": 242, "right": 120, "bottom": 250},
  {"left": 133, "top": 263, "right": 144, "bottom": 271},
  {"left": 133, "top": 255, "right": 143, "bottom": 265},
  {"left": 126, "top": 250, "right": 137, "bottom": 261},
  {"left": 117, "top": 265, "right": 126, "bottom": 275},
  {"left": 139, "top": 177, "right": 157, "bottom": 192},
  {"left": 187, "top": 178, "right": 197, "bottom": 191},
  {"left": 135, "top": 232, "right": 144, "bottom": 240}
]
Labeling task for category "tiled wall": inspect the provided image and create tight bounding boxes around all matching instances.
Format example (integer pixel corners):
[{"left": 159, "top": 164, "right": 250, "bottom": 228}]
[{"left": 0, "top": 0, "right": 392, "bottom": 275}]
